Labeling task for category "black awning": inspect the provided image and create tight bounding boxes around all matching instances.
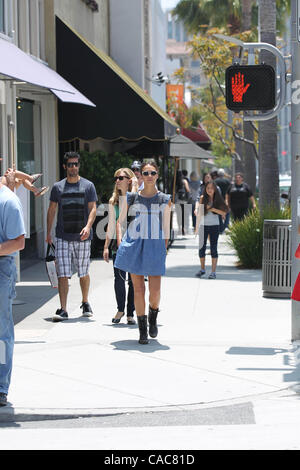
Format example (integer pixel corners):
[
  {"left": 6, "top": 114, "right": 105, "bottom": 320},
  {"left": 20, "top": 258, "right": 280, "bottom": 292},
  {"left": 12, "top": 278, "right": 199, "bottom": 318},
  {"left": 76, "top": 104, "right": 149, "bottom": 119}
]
[{"left": 56, "top": 17, "right": 177, "bottom": 143}]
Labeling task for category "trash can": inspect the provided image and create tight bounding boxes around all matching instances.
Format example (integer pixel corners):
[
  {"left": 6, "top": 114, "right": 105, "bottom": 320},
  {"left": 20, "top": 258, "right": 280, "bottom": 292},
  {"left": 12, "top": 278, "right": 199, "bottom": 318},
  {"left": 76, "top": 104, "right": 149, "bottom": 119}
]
[{"left": 262, "top": 219, "right": 291, "bottom": 298}]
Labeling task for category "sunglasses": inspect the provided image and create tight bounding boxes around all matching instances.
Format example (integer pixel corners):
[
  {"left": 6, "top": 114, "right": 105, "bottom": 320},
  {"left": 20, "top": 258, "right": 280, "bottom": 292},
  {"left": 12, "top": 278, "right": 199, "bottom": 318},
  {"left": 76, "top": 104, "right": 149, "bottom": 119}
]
[
  {"left": 142, "top": 171, "right": 157, "bottom": 176},
  {"left": 66, "top": 162, "right": 80, "bottom": 168},
  {"left": 132, "top": 168, "right": 140, "bottom": 173},
  {"left": 114, "top": 175, "right": 130, "bottom": 181}
]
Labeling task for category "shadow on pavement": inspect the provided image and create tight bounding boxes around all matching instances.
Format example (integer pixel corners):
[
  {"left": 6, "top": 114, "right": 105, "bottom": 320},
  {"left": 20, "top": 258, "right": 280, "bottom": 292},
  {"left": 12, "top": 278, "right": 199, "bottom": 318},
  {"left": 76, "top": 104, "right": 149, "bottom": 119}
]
[
  {"left": 111, "top": 340, "right": 170, "bottom": 353},
  {"left": 13, "top": 285, "right": 58, "bottom": 326},
  {"left": 165, "top": 264, "right": 262, "bottom": 282},
  {"left": 226, "top": 347, "right": 289, "bottom": 355},
  {"left": 226, "top": 345, "right": 300, "bottom": 390}
]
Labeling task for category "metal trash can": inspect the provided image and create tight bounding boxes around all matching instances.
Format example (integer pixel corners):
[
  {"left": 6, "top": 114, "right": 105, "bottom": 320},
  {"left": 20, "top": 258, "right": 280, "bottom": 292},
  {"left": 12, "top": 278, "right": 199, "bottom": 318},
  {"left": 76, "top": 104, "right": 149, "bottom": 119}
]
[{"left": 262, "top": 219, "right": 291, "bottom": 298}]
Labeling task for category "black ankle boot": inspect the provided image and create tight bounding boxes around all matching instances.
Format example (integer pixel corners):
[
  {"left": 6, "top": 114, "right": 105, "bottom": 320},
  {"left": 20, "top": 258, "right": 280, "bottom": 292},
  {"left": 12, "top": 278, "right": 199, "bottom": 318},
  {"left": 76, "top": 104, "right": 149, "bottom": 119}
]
[
  {"left": 138, "top": 315, "right": 149, "bottom": 344},
  {"left": 148, "top": 306, "right": 159, "bottom": 338}
]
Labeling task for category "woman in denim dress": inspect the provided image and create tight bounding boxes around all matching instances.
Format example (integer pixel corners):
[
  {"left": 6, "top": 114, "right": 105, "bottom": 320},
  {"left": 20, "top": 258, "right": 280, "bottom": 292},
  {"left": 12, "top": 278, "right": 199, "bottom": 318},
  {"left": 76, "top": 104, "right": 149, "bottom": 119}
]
[{"left": 115, "top": 160, "right": 171, "bottom": 344}]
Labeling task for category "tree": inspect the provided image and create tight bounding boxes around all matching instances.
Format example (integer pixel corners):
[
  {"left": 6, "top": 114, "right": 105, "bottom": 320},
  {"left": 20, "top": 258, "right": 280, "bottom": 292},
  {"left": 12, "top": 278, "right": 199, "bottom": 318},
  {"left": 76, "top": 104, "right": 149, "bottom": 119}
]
[
  {"left": 186, "top": 30, "right": 259, "bottom": 174},
  {"left": 258, "top": 0, "right": 279, "bottom": 210},
  {"left": 174, "top": 0, "right": 243, "bottom": 34},
  {"left": 173, "top": 0, "right": 290, "bottom": 205},
  {"left": 173, "top": 0, "right": 290, "bottom": 35},
  {"left": 242, "top": 0, "right": 257, "bottom": 193}
]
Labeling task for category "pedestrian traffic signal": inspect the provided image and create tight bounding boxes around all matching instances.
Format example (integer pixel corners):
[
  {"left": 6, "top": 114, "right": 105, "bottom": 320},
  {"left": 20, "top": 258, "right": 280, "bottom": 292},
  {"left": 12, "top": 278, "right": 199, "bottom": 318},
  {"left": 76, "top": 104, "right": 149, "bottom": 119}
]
[{"left": 225, "top": 64, "right": 276, "bottom": 112}]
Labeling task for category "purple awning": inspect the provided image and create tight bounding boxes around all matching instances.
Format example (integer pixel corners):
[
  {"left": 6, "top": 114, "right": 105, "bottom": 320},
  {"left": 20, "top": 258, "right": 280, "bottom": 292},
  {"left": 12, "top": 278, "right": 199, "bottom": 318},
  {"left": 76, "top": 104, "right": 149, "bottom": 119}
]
[{"left": 0, "top": 37, "right": 95, "bottom": 107}]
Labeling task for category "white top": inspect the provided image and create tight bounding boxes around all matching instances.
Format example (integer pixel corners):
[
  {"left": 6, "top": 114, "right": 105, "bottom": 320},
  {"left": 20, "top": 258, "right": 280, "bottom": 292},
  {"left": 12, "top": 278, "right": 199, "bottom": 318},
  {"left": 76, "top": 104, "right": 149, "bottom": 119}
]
[{"left": 203, "top": 211, "right": 219, "bottom": 226}]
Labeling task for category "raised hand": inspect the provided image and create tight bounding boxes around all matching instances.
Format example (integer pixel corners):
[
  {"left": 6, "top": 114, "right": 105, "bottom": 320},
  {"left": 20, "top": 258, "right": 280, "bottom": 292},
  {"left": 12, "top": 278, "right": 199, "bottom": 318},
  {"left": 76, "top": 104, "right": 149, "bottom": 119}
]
[{"left": 231, "top": 72, "right": 250, "bottom": 103}]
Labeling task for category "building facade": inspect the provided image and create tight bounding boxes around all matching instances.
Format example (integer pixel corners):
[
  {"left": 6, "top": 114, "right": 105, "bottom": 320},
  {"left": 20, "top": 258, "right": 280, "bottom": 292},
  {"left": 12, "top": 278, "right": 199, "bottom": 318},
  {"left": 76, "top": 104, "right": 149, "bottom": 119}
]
[
  {"left": 0, "top": 0, "right": 109, "bottom": 268},
  {"left": 109, "top": 0, "right": 167, "bottom": 110}
]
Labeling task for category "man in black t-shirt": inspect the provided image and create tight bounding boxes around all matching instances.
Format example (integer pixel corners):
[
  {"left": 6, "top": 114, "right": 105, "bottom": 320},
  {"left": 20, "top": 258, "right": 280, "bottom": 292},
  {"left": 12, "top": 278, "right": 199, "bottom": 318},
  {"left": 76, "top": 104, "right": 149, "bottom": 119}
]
[
  {"left": 215, "top": 169, "right": 231, "bottom": 232},
  {"left": 228, "top": 173, "right": 256, "bottom": 221},
  {"left": 215, "top": 169, "right": 231, "bottom": 200},
  {"left": 46, "top": 152, "right": 97, "bottom": 322}
]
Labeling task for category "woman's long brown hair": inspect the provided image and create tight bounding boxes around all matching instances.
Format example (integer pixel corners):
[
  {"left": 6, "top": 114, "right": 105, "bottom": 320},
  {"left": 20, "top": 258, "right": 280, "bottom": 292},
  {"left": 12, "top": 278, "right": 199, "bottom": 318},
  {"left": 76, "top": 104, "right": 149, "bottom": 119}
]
[{"left": 202, "top": 181, "right": 228, "bottom": 215}]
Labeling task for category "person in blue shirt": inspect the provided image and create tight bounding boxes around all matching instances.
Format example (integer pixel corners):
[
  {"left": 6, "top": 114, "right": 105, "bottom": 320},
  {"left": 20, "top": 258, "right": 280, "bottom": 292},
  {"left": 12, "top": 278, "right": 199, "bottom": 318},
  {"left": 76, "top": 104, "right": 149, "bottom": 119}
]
[{"left": 0, "top": 168, "right": 25, "bottom": 407}]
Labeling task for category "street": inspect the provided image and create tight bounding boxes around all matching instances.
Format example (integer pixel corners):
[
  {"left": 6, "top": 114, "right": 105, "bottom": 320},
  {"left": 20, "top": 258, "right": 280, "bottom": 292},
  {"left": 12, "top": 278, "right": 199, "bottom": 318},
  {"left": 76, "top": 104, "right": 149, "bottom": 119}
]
[{"left": 0, "top": 233, "right": 299, "bottom": 450}]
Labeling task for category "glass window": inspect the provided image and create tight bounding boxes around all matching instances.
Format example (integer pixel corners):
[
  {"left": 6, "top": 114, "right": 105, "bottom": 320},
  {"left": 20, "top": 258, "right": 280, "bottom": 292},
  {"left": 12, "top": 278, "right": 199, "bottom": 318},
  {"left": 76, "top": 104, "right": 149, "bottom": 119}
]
[
  {"left": 191, "top": 75, "right": 200, "bottom": 86},
  {"left": 16, "top": 98, "right": 35, "bottom": 234},
  {"left": 0, "top": 0, "right": 5, "bottom": 33},
  {"left": 175, "top": 22, "right": 181, "bottom": 42},
  {"left": 191, "top": 60, "right": 200, "bottom": 68},
  {"left": 168, "top": 20, "right": 173, "bottom": 39}
]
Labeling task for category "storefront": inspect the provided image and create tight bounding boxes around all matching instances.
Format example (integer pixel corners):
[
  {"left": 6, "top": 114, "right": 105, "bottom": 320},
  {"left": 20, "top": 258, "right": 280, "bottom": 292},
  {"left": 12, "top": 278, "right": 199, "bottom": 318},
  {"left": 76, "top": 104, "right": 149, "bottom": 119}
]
[{"left": 0, "top": 34, "right": 94, "bottom": 266}]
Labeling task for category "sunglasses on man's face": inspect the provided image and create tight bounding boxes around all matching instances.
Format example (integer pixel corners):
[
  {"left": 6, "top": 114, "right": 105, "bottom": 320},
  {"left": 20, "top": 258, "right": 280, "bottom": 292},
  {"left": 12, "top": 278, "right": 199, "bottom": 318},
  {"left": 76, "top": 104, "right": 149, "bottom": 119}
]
[
  {"left": 142, "top": 171, "right": 157, "bottom": 177},
  {"left": 114, "top": 175, "right": 130, "bottom": 181},
  {"left": 66, "top": 162, "right": 80, "bottom": 168},
  {"left": 132, "top": 168, "right": 140, "bottom": 173}
]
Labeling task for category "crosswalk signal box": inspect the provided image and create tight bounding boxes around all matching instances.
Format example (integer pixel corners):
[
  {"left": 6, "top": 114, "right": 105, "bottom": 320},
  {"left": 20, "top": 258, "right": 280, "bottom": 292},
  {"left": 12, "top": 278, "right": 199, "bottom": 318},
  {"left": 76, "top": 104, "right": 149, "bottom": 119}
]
[{"left": 225, "top": 64, "right": 276, "bottom": 112}]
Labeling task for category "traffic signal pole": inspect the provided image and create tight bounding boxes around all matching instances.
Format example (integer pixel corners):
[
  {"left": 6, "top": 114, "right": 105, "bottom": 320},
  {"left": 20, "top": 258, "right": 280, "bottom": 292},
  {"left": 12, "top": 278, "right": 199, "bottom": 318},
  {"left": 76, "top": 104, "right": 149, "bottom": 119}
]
[
  {"left": 291, "top": 0, "right": 300, "bottom": 340},
  {"left": 218, "top": 29, "right": 298, "bottom": 340}
]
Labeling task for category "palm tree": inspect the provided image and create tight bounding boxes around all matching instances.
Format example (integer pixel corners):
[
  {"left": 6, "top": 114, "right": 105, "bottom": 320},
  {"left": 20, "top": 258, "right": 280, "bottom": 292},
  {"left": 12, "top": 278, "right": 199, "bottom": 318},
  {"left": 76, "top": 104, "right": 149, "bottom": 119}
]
[
  {"left": 258, "top": 0, "right": 279, "bottom": 210},
  {"left": 173, "top": 0, "right": 290, "bottom": 34},
  {"left": 242, "top": 0, "right": 257, "bottom": 194},
  {"left": 173, "top": 0, "right": 242, "bottom": 33}
]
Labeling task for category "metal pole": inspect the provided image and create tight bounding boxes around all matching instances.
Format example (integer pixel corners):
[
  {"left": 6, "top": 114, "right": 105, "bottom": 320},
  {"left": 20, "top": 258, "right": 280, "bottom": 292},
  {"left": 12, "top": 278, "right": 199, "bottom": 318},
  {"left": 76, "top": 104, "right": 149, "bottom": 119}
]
[{"left": 291, "top": 0, "right": 300, "bottom": 340}]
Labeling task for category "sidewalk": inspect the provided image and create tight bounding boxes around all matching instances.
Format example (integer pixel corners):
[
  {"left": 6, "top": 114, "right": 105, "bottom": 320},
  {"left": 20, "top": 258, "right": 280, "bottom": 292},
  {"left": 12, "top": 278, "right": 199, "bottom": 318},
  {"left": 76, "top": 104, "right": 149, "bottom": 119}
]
[{"left": 1, "top": 232, "right": 299, "bottom": 421}]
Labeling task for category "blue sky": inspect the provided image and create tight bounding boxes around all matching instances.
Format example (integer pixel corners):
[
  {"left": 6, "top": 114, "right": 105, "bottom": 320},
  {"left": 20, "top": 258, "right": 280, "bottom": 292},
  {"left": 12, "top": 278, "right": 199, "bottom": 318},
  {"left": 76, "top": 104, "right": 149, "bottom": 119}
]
[{"left": 160, "top": 0, "right": 179, "bottom": 11}]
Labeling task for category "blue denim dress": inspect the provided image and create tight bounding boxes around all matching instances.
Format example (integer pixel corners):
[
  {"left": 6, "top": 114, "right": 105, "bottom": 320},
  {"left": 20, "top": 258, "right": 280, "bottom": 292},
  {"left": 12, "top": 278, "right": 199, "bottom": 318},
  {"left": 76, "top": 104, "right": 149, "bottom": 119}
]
[{"left": 115, "top": 192, "right": 170, "bottom": 276}]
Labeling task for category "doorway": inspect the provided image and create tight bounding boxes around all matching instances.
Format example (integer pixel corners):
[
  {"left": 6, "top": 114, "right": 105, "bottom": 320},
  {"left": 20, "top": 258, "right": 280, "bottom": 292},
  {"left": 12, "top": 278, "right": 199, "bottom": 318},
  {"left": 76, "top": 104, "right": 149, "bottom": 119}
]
[{"left": 16, "top": 97, "right": 43, "bottom": 265}]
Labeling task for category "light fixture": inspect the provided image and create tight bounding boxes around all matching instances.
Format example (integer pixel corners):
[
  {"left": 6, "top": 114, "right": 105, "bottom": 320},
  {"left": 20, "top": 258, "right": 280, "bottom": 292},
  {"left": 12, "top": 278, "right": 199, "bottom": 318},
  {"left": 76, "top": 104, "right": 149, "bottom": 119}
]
[{"left": 148, "top": 72, "right": 169, "bottom": 86}]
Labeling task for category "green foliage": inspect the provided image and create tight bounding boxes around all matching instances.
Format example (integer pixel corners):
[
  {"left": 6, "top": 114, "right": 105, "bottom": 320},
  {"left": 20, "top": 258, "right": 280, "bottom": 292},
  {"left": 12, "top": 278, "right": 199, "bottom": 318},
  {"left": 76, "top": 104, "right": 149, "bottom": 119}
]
[
  {"left": 173, "top": 0, "right": 290, "bottom": 35},
  {"left": 79, "top": 150, "right": 135, "bottom": 202},
  {"left": 227, "top": 205, "right": 291, "bottom": 268}
]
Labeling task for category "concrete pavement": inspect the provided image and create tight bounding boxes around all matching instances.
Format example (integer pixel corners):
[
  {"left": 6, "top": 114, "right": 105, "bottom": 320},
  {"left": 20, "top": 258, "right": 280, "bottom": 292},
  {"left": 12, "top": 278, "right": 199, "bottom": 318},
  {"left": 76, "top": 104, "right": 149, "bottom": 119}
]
[{"left": 1, "top": 231, "right": 300, "bottom": 445}]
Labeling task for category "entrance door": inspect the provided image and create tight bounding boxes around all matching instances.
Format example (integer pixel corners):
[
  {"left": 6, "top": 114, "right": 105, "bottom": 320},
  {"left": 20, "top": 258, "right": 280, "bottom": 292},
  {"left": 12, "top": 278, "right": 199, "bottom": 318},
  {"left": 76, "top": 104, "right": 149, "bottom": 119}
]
[{"left": 16, "top": 97, "right": 43, "bottom": 263}]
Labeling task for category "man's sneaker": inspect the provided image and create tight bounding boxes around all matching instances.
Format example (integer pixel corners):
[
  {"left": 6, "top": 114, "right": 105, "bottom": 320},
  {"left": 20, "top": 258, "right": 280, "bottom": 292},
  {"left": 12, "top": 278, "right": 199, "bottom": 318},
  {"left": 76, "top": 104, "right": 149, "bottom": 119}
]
[
  {"left": 52, "top": 308, "right": 68, "bottom": 322},
  {"left": 80, "top": 302, "right": 93, "bottom": 317},
  {"left": 208, "top": 272, "right": 216, "bottom": 279},
  {"left": 0, "top": 393, "right": 7, "bottom": 407},
  {"left": 195, "top": 269, "right": 205, "bottom": 277}
]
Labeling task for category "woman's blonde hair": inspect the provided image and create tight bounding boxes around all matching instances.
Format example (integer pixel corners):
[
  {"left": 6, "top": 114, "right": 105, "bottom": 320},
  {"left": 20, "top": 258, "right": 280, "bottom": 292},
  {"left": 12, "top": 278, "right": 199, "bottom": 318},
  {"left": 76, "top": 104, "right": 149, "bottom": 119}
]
[{"left": 109, "top": 167, "right": 134, "bottom": 206}]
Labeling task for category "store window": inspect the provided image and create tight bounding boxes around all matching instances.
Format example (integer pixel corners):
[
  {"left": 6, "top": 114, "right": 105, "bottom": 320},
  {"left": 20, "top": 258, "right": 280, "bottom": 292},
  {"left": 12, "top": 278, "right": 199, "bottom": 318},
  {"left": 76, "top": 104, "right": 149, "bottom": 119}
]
[
  {"left": 0, "top": 0, "right": 12, "bottom": 37},
  {"left": 0, "top": 0, "right": 4, "bottom": 33},
  {"left": 17, "top": 98, "right": 43, "bottom": 256},
  {"left": 191, "top": 60, "right": 200, "bottom": 68},
  {"left": 191, "top": 75, "right": 200, "bottom": 86}
]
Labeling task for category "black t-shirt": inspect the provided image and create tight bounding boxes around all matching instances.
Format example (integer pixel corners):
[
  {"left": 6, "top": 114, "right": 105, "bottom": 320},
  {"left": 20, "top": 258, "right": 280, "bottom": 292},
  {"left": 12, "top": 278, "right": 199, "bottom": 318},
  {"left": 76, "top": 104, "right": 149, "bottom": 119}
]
[
  {"left": 215, "top": 177, "right": 231, "bottom": 199},
  {"left": 50, "top": 177, "right": 98, "bottom": 241},
  {"left": 228, "top": 183, "right": 253, "bottom": 210}
]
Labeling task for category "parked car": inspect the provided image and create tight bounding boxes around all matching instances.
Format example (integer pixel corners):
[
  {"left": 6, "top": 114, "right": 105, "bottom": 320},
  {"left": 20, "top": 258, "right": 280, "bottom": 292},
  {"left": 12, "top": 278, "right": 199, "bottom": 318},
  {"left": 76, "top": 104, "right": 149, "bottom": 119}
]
[{"left": 280, "top": 174, "right": 291, "bottom": 207}]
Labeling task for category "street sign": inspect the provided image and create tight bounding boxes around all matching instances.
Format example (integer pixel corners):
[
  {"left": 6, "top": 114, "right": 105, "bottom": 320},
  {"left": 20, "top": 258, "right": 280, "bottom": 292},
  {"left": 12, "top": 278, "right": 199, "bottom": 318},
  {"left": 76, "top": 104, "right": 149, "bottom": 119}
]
[{"left": 225, "top": 64, "right": 276, "bottom": 112}]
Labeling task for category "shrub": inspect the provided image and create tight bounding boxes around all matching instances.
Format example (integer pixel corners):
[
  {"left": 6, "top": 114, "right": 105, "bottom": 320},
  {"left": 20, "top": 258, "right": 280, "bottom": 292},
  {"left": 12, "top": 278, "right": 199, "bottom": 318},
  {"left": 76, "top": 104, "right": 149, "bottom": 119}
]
[
  {"left": 227, "top": 205, "right": 291, "bottom": 268},
  {"left": 79, "top": 150, "right": 135, "bottom": 202}
]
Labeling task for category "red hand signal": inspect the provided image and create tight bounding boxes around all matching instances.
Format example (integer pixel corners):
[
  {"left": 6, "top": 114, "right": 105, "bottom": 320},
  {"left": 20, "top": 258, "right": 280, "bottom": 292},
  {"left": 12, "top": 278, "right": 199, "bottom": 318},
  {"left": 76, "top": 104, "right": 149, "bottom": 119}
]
[{"left": 231, "top": 72, "right": 250, "bottom": 103}]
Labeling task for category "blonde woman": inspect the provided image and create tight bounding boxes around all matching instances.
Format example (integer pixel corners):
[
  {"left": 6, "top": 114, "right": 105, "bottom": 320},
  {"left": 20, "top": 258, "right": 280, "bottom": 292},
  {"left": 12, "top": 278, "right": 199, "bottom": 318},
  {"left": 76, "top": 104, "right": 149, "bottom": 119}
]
[{"left": 103, "top": 167, "right": 138, "bottom": 324}]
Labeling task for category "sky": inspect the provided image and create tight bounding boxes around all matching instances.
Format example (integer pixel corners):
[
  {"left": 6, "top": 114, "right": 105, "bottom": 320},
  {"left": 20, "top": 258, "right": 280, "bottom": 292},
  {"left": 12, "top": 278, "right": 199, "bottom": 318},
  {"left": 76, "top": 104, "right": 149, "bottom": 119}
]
[{"left": 160, "top": 0, "right": 180, "bottom": 11}]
